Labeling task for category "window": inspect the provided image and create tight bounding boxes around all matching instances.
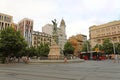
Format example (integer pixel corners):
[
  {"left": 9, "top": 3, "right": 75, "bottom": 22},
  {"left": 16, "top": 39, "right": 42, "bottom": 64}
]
[
  {"left": 38, "top": 41, "right": 40, "bottom": 44},
  {"left": 114, "top": 26, "right": 116, "bottom": 29},
  {"left": 106, "top": 33, "right": 109, "bottom": 35},
  {"left": 106, "top": 27, "right": 110, "bottom": 31},
  {"left": 38, "top": 37, "right": 40, "bottom": 39},
  {"left": 117, "top": 26, "right": 120, "bottom": 29},
  {"left": 34, "top": 41, "right": 36, "bottom": 44},
  {"left": 111, "top": 27, "right": 114, "bottom": 29},
  {"left": 4, "top": 16, "right": 6, "bottom": 21},
  {"left": 41, "top": 38, "right": 43, "bottom": 41},
  {"left": 112, "top": 31, "right": 116, "bottom": 34},
  {"left": 34, "top": 37, "right": 36, "bottom": 40}
]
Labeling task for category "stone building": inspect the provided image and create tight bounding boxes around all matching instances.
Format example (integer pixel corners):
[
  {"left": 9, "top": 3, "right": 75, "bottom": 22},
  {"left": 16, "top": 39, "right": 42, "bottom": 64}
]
[
  {"left": 0, "top": 13, "right": 13, "bottom": 30},
  {"left": 18, "top": 18, "right": 33, "bottom": 47},
  {"left": 32, "top": 31, "right": 52, "bottom": 48},
  {"left": 68, "top": 34, "right": 87, "bottom": 56},
  {"left": 42, "top": 24, "right": 53, "bottom": 35},
  {"left": 42, "top": 19, "right": 67, "bottom": 51},
  {"left": 0, "top": 13, "right": 34, "bottom": 47},
  {"left": 12, "top": 23, "right": 18, "bottom": 31},
  {"left": 89, "top": 20, "right": 120, "bottom": 48}
]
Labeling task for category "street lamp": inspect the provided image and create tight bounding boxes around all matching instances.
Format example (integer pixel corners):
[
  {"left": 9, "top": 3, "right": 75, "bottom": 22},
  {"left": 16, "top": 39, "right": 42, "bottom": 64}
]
[
  {"left": 86, "top": 41, "right": 89, "bottom": 52},
  {"left": 112, "top": 40, "right": 116, "bottom": 54}
]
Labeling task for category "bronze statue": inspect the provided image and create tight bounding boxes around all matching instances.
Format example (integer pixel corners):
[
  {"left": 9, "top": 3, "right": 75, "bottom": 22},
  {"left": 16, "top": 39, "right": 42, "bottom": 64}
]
[
  {"left": 52, "top": 19, "right": 57, "bottom": 34},
  {"left": 51, "top": 19, "right": 58, "bottom": 44}
]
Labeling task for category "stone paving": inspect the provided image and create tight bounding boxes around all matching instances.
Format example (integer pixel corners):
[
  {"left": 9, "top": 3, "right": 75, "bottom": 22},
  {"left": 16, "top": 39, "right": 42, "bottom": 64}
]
[{"left": 0, "top": 60, "right": 120, "bottom": 80}]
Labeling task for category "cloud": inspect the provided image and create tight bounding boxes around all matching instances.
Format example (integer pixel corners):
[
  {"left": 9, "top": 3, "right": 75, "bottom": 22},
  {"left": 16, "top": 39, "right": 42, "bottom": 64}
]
[
  {"left": 3, "top": 0, "right": 56, "bottom": 15},
  {"left": 66, "top": 20, "right": 92, "bottom": 39},
  {"left": 0, "top": 0, "right": 120, "bottom": 39}
]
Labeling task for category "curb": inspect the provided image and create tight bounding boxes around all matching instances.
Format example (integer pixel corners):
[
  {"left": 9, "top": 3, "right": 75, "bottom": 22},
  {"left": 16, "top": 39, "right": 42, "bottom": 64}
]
[{"left": 29, "top": 59, "right": 84, "bottom": 63}]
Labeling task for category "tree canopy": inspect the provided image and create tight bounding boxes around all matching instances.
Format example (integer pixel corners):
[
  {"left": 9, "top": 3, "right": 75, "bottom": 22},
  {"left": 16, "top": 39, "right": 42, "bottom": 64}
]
[
  {"left": 82, "top": 40, "right": 90, "bottom": 52},
  {"left": 37, "top": 43, "right": 50, "bottom": 57},
  {"left": 92, "top": 44, "right": 103, "bottom": 52},
  {"left": 102, "top": 38, "right": 113, "bottom": 54},
  {"left": 63, "top": 42, "right": 75, "bottom": 56},
  {"left": 114, "top": 43, "right": 120, "bottom": 54},
  {"left": 0, "top": 27, "right": 27, "bottom": 57}
]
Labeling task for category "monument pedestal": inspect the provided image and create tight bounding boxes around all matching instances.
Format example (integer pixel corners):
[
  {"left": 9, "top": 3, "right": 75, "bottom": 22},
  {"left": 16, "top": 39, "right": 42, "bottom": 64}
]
[
  {"left": 48, "top": 45, "right": 61, "bottom": 59},
  {"left": 48, "top": 19, "right": 61, "bottom": 59}
]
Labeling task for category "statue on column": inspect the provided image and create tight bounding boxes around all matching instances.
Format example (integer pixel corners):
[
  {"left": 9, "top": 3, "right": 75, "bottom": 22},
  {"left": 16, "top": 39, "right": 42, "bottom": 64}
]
[
  {"left": 52, "top": 19, "right": 58, "bottom": 45},
  {"left": 52, "top": 19, "right": 57, "bottom": 34},
  {"left": 48, "top": 19, "right": 61, "bottom": 59}
]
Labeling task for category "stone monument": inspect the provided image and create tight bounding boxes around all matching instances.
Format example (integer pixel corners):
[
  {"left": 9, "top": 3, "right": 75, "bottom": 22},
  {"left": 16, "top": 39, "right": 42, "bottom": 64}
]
[{"left": 48, "top": 19, "right": 61, "bottom": 59}]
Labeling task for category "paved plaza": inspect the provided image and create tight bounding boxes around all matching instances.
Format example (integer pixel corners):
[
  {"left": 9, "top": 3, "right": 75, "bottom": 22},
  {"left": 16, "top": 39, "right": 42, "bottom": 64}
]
[{"left": 0, "top": 60, "right": 120, "bottom": 80}]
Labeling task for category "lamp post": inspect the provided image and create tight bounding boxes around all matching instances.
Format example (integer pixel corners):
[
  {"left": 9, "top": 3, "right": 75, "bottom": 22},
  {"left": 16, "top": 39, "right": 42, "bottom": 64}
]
[
  {"left": 111, "top": 37, "right": 116, "bottom": 55},
  {"left": 86, "top": 41, "right": 89, "bottom": 52},
  {"left": 112, "top": 41, "right": 116, "bottom": 54}
]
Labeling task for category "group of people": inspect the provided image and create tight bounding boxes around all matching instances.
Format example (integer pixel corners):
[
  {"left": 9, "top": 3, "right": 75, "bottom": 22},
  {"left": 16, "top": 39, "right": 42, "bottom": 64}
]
[
  {"left": 106, "top": 54, "right": 119, "bottom": 63},
  {"left": 22, "top": 56, "right": 30, "bottom": 64},
  {"left": 5, "top": 56, "right": 30, "bottom": 64}
]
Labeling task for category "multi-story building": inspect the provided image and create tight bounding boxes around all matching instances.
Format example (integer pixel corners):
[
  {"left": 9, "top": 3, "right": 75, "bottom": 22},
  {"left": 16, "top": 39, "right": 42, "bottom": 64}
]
[
  {"left": 0, "top": 13, "right": 34, "bottom": 47},
  {"left": 32, "top": 31, "right": 52, "bottom": 48},
  {"left": 68, "top": 34, "right": 87, "bottom": 56},
  {"left": 18, "top": 18, "right": 33, "bottom": 47},
  {"left": 12, "top": 23, "right": 18, "bottom": 31},
  {"left": 42, "top": 24, "right": 53, "bottom": 35},
  {"left": 42, "top": 19, "right": 67, "bottom": 51},
  {"left": 0, "top": 13, "right": 13, "bottom": 30},
  {"left": 89, "top": 20, "right": 120, "bottom": 48}
]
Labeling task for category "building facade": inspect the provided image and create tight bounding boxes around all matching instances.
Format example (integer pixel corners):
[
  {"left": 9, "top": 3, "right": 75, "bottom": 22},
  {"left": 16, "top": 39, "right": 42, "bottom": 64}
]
[
  {"left": 68, "top": 34, "right": 87, "bottom": 56},
  {"left": 42, "top": 19, "right": 67, "bottom": 51},
  {"left": 32, "top": 31, "right": 52, "bottom": 48},
  {"left": 12, "top": 23, "right": 18, "bottom": 31},
  {"left": 89, "top": 20, "right": 120, "bottom": 48},
  {"left": 18, "top": 18, "right": 33, "bottom": 47},
  {"left": 0, "top": 13, "right": 13, "bottom": 30},
  {"left": 42, "top": 24, "right": 53, "bottom": 35}
]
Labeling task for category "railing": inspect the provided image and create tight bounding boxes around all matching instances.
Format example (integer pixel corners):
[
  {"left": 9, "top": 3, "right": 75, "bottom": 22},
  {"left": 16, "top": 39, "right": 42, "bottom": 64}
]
[
  {"left": 0, "top": 56, "right": 80, "bottom": 64},
  {"left": 31, "top": 56, "right": 78, "bottom": 60}
]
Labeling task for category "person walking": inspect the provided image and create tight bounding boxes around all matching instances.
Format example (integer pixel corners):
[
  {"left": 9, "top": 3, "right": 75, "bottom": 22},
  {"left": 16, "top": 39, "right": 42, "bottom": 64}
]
[{"left": 114, "top": 54, "right": 119, "bottom": 63}]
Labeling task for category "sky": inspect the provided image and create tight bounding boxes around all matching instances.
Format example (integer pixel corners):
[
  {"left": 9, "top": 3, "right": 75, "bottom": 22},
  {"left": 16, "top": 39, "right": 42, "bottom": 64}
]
[{"left": 0, "top": 0, "right": 120, "bottom": 39}]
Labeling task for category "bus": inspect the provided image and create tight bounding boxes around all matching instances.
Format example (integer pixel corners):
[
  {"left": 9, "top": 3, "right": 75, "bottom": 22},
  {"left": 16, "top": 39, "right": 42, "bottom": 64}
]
[{"left": 79, "top": 51, "right": 106, "bottom": 60}]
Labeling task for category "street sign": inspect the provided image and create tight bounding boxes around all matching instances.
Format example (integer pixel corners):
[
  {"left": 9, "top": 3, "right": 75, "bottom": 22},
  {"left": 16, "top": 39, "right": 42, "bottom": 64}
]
[{"left": 95, "top": 48, "right": 99, "bottom": 52}]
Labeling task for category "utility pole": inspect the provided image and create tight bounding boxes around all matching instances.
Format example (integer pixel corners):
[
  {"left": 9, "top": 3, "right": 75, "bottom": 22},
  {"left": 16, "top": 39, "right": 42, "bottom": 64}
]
[{"left": 112, "top": 41, "right": 116, "bottom": 54}]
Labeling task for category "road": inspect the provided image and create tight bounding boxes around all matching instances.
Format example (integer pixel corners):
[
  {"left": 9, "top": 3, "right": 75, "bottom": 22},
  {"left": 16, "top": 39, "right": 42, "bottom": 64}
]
[{"left": 0, "top": 60, "right": 120, "bottom": 80}]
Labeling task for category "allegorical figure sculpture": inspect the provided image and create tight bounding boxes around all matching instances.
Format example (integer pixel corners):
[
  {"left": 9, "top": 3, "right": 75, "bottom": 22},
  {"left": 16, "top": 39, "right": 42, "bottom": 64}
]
[
  {"left": 52, "top": 19, "right": 58, "bottom": 44},
  {"left": 48, "top": 19, "right": 61, "bottom": 59},
  {"left": 52, "top": 19, "right": 57, "bottom": 34}
]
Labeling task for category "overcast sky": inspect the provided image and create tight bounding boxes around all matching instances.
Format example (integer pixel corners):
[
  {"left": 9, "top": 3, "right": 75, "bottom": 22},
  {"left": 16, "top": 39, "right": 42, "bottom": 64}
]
[{"left": 0, "top": 0, "right": 120, "bottom": 39}]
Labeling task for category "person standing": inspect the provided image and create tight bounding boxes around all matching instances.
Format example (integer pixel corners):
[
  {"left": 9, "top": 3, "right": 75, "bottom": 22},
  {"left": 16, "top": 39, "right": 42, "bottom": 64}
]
[{"left": 114, "top": 54, "right": 119, "bottom": 63}]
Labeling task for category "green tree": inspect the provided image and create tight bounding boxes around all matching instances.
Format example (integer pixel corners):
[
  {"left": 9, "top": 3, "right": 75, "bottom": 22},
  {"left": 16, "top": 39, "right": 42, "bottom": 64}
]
[
  {"left": 26, "top": 47, "right": 38, "bottom": 57},
  {"left": 82, "top": 40, "right": 90, "bottom": 52},
  {"left": 92, "top": 44, "right": 103, "bottom": 51},
  {"left": 102, "top": 38, "right": 113, "bottom": 54},
  {"left": 0, "top": 27, "right": 27, "bottom": 58},
  {"left": 43, "top": 43, "right": 50, "bottom": 56},
  {"left": 63, "top": 42, "right": 75, "bottom": 56},
  {"left": 37, "top": 43, "right": 44, "bottom": 57},
  {"left": 37, "top": 43, "right": 50, "bottom": 57},
  {"left": 115, "top": 43, "right": 120, "bottom": 54}
]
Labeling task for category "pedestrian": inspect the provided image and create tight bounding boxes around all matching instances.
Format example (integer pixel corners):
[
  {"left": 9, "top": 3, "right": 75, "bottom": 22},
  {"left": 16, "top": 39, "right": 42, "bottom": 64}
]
[
  {"left": 118, "top": 55, "right": 120, "bottom": 63},
  {"left": 109, "top": 55, "right": 112, "bottom": 59},
  {"left": 114, "top": 54, "right": 119, "bottom": 63},
  {"left": 64, "top": 57, "right": 68, "bottom": 63}
]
